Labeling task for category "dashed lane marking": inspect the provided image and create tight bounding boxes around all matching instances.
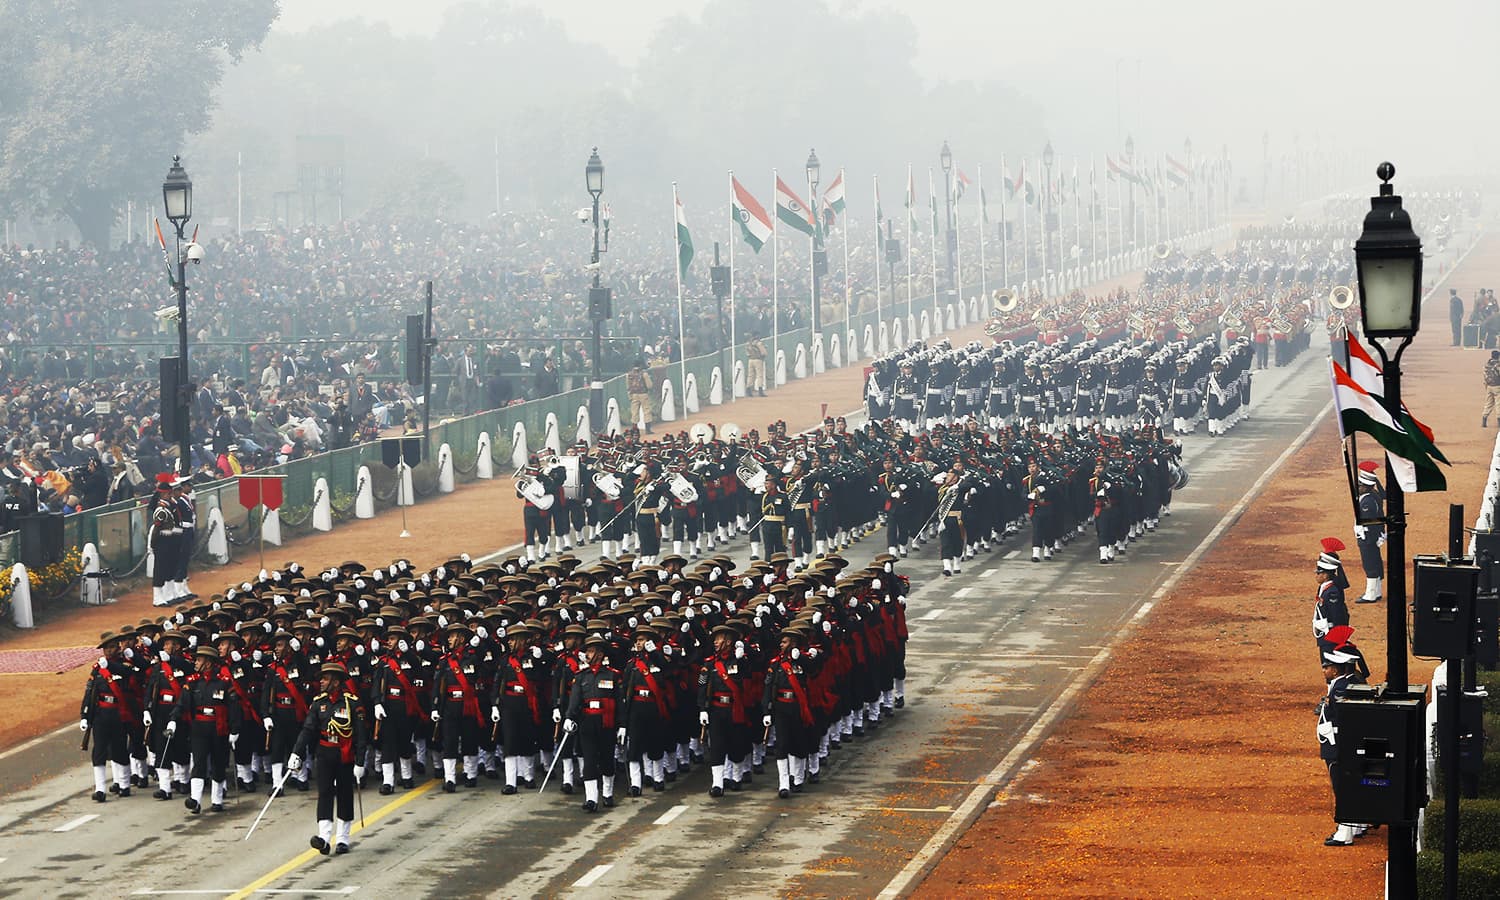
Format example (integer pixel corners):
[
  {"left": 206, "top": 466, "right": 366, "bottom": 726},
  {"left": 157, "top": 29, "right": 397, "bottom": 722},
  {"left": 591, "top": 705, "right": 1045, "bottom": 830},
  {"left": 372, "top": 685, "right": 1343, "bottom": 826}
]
[
  {"left": 652, "top": 804, "right": 688, "bottom": 826},
  {"left": 1003, "top": 550, "right": 1021, "bottom": 559},
  {"left": 918, "top": 609, "right": 946, "bottom": 621},
  {"left": 53, "top": 814, "right": 97, "bottom": 832},
  {"left": 980, "top": 569, "right": 997, "bottom": 577},
  {"left": 954, "top": 587, "right": 973, "bottom": 598},
  {"left": 574, "top": 864, "right": 613, "bottom": 888}
]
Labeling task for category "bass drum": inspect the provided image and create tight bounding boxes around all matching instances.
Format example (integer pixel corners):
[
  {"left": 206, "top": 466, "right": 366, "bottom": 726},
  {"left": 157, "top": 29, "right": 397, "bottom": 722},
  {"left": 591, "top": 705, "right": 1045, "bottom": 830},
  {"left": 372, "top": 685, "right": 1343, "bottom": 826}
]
[{"left": 1168, "top": 458, "right": 1189, "bottom": 491}]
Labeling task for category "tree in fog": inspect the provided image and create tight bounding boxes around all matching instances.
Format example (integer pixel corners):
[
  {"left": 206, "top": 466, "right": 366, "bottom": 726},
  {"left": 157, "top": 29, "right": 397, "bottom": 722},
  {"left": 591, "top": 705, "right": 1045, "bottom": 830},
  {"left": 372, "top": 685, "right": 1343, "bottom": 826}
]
[{"left": 0, "top": 0, "right": 279, "bottom": 247}]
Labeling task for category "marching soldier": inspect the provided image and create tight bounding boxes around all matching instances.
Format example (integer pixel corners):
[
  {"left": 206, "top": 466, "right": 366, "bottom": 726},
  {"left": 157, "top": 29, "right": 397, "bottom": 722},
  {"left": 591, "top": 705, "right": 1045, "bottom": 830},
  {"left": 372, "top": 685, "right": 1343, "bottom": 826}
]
[
  {"left": 763, "top": 625, "right": 820, "bottom": 798},
  {"left": 492, "top": 621, "right": 554, "bottom": 794},
  {"left": 633, "top": 462, "right": 668, "bottom": 566},
  {"left": 372, "top": 626, "right": 422, "bottom": 794},
  {"left": 755, "top": 478, "right": 790, "bottom": 561},
  {"left": 262, "top": 630, "right": 313, "bottom": 794},
  {"left": 700, "top": 624, "right": 753, "bottom": 797},
  {"left": 564, "top": 633, "right": 621, "bottom": 812},
  {"left": 431, "top": 621, "right": 484, "bottom": 792},
  {"left": 173, "top": 645, "right": 241, "bottom": 814},
  {"left": 80, "top": 631, "right": 138, "bottom": 801},
  {"left": 145, "top": 629, "right": 192, "bottom": 799},
  {"left": 287, "top": 661, "right": 368, "bottom": 855},
  {"left": 620, "top": 623, "right": 673, "bottom": 796}
]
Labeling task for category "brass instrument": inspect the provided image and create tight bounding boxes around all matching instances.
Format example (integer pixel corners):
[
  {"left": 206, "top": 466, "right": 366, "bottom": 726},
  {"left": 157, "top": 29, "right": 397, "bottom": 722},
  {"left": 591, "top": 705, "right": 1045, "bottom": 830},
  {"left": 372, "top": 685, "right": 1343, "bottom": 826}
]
[
  {"left": 992, "top": 288, "right": 1018, "bottom": 313},
  {"left": 1154, "top": 242, "right": 1172, "bottom": 260},
  {"left": 736, "top": 454, "right": 768, "bottom": 493},
  {"left": 1328, "top": 285, "right": 1355, "bottom": 310}
]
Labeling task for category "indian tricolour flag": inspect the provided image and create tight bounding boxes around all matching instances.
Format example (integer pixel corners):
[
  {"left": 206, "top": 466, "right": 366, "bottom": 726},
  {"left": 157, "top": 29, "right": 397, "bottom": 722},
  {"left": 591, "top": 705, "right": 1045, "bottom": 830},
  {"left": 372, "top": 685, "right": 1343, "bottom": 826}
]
[
  {"left": 731, "top": 176, "right": 773, "bottom": 253},
  {"left": 821, "top": 170, "right": 846, "bottom": 230},
  {"left": 675, "top": 194, "right": 694, "bottom": 277},
  {"left": 1330, "top": 333, "right": 1449, "bottom": 492},
  {"left": 775, "top": 176, "right": 816, "bottom": 237}
]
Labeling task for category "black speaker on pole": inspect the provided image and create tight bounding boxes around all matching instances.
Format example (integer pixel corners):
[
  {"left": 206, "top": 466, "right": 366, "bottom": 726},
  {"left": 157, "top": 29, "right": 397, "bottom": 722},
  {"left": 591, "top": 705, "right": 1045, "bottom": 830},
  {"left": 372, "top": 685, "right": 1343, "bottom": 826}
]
[
  {"left": 405, "top": 314, "right": 425, "bottom": 386},
  {"left": 18, "top": 513, "right": 64, "bottom": 569},
  {"left": 159, "top": 356, "right": 181, "bottom": 443}
]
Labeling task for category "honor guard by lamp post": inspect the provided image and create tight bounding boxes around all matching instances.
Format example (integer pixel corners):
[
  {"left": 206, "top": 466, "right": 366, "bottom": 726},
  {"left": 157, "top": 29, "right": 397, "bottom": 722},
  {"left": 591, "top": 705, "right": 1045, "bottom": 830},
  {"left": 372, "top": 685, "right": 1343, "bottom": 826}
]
[
  {"left": 162, "top": 156, "right": 198, "bottom": 475},
  {"left": 940, "top": 141, "right": 956, "bottom": 291},
  {"left": 586, "top": 148, "right": 611, "bottom": 439},
  {"left": 1351, "top": 160, "right": 1424, "bottom": 900},
  {"left": 806, "top": 148, "right": 823, "bottom": 336}
]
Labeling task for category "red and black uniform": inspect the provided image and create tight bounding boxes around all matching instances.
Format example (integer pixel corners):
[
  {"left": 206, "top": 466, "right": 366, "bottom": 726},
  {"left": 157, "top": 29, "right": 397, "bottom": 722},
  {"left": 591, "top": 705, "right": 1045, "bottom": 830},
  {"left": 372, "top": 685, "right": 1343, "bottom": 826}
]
[
  {"left": 433, "top": 647, "right": 484, "bottom": 758},
  {"left": 145, "top": 650, "right": 191, "bottom": 770},
  {"left": 565, "top": 661, "right": 621, "bottom": 782},
  {"left": 699, "top": 649, "right": 751, "bottom": 769},
  {"left": 175, "top": 665, "right": 242, "bottom": 786},
  {"left": 620, "top": 649, "right": 672, "bottom": 765},
  {"left": 553, "top": 650, "right": 584, "bottom": 764},
  {"left": 261, "top": 653, "right": 312, "bottom": 769},
  {"left": 291, "top": 687, "right": 368, "bottom": 825},
  {"left": 494, "top": 647, "right": 553, "bottom": 758},
  {"left": 373, "top": 649, "right": 423, "bottom": 768},
  {"left": 763, "top": 652, "right": 820, "bottom": 760},
  {"left": 81, "top": 658, "right": 136, "bottom": 770}
]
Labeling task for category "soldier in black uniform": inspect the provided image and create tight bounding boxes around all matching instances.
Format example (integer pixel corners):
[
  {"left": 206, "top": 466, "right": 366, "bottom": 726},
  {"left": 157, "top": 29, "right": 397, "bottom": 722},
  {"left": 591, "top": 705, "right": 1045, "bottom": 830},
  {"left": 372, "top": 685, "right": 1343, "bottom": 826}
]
[
  {"left": 620, "top": 623, "right": 674, "bottom": 796},
  {"left": 700, "top": 623, "right": 753, "bottom": 797},
  {"left": 1317, "top": 642, "right": 1367, "bottom": 846},
  {"left": 564, "top": 633, "right": 621, "bottom": 812},
  {"left": 492, "top": 621, "right": 554, "bottom": 794},
  {"left": 1353, "top": 462, "right": 1385, "bottom": 604},
  {"left": 633, "top": 463, "right": 668, "bottom": 566},
  {"left": 287, "top": 661, "right": 369, "bottom": 855},
  {"left": 173, "top": 645, "right": 241, "bottom": 814},
  {"left": 261, "top": 630, "right": 313, "bottom": 795},
  {"left": 149, "top": 475, "right": 181, "bottom": 607},
  {"left": 892, "top": 361, "right": 920, "bottom": 432},
  {"left": 372, "top": 626, "right": 421, "bottom": 793},
  {"left": 764, "top": 625, "right": 820, "bottom": 798},
  {"left": 80, "top": 630, "right": 137, "bottom": 801},
  {"left": 431, "top": 620, "right": 484, "bottom": 792},
  {"left": 756, "top": 478, "right": 790, "bottom": 560},
  {"left": 144, "top": 629, "right": 192, "bottom": 798}
]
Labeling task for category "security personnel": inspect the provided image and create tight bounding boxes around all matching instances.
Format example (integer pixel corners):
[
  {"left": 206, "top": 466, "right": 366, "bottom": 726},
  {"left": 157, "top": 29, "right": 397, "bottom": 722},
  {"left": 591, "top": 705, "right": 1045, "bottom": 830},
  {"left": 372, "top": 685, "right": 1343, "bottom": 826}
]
[
  {"left": 149, "top": 475, "right": 181, "bottom": 607},
  {"left": 173, "top": 645, "right": 241, "bottom": 814},
  {"left": 564, "top": 633, "right": 621, "bottom": 812},
  {"left": 1317, "top": 642, "right": 1367, "bottom": 846},
  {"left": 1312, "top": 554, "right": 1348, "bottom": 663},
  {"left": 80, "top": 631, "right": 137, "bottom": 801},
  {"left": 287, "top": 661, "right": 368, "bottom": 855}
]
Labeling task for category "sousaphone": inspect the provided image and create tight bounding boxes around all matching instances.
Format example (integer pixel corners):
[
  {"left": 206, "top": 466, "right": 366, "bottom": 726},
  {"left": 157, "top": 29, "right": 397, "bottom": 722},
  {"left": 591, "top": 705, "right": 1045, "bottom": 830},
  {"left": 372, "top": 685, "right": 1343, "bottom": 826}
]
[
  {"left": 1328, "top": 285, "right": 1355, "bottom": 310},
  {"left": 993, "top": 287, "right": 1019, "bottom": 313}
]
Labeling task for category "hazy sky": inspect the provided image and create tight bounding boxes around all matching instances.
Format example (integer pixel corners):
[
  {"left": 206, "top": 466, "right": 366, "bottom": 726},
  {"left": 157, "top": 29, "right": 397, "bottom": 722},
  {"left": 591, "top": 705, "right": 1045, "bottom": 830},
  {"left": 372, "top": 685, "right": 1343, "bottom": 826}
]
[{"left": 273, "top": 0, "right": 1499, "bottom": 177}]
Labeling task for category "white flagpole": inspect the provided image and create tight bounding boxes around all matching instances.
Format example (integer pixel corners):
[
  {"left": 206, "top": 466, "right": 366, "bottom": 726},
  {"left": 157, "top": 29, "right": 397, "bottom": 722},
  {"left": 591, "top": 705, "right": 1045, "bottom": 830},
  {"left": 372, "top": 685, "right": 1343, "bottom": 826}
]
[
  {"left": 840, "top": 168, "right": 851, "bottom": 327},
  {"left": 806, "top": 167, "right": 817, "bottom": 340},
  {"left": 494, "top": 136, "right": 502, "bottom": 217},
  {"left": 236, "top": 151, "right": 243, "bottom": 234},
  {"left": 772, "top": 169, "right": 780, "bottom": 374},
  {"left": 672, "top": 183, "right": 688, "bottom": 397},
  {"left": 1000, "top": 154, "right": 1009, "bottom": 290},
  {"left": 1073, "top": 159, "right": 1082, "bottom": 287},
  {"left": 905, "top": 164, "right": 913, "bottom": 326},
  {"left": 953, "top": 170, "right": 964, "bottom": 302},
  {"left": 728, "top": 170, "right": 736, "bottom": 390},
  {"left": 1090, "top": 157, "right": 1099, "bottom": 276},
  {"left": 927, "top": 167, "right": 938, "bottom": 325},
  {"left": 873, "top": 174, "right": 882, "bottom": 324},
  {"left": 977, "top": 164, "right": 987, "bottom": 305},
  {"left": 1021, "top": 160, "right": 1030, "bottom": 290}
]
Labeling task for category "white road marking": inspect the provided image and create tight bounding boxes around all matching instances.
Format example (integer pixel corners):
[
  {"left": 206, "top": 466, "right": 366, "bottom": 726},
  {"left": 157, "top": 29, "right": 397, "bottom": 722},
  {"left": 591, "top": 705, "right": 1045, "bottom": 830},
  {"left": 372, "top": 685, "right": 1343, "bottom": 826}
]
[
  {"left": 130, "top": 892, "right": 235, "bottom": 897},
  {"left": 53, "top": 814, "right": 98, "bottom": 832},
  {"left": 980, "top": 569, "right": 998, "bottom": 577},
  {"left": 1003, "top": 550, "right": 1021, "bottom": 559},
  {"left": 652, "top": 804, "right": 688, "bottom": 826},
  {"left": 574, "top": 864, "right": 613, "bottom": 888},
  {"left": 258, "top": 889, "right": 358, "bottom": 896},
  {"left": 954, "top": 587, "right": 973, "bottom": 598},
  {"left": 918, "top": 609, "right": 946, "bottom": 621}
]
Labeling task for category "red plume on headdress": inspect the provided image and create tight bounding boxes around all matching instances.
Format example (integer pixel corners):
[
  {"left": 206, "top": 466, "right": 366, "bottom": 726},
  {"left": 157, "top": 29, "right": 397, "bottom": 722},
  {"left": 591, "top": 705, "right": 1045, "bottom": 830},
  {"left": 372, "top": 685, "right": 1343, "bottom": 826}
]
[{"left": 1320, "top": 537, "right": 1346, "bottom": 553}]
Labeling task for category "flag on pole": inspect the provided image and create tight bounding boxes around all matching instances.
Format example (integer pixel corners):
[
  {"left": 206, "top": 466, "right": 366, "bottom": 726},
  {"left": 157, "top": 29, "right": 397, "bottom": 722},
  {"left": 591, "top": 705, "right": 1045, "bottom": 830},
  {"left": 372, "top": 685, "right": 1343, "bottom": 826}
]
[
  {"left": 875, "top": 176, "right": 883, "bottom": 223},
  {"left": 1166, "top": 154, "right": 1191, "bottom": 187},
  {"left": 675, "top": 194, "right": 694, "bottom": 277},
  {"left": 905, "top": 167, "right": 919, "bottom": 234},
  {"left": 731, "top": 177, "right": 773, "bottom": 253},
  {"left": 1006, "top": 160, "right": 1025, "bottom": 199},
  {"left": 929, "top": 176, "right": 939, "bottom": 234},
  {"left": 979, "top": 185, "right": 990, "bottom": 224},
  {"left": 821, "top": 169, "right": 846, "bottom": 229},
  {"left": 153, "top": 218, "right": 175, "bottom": 286},
  {"left": 1330, "top": 333, "right": 1449, "bottom": 492},
  {"left": 954, "top": 169, "right": 972, "bottom": 202},
  {"left": 775, "top": 176, "right": 816, "bottom": 237}
]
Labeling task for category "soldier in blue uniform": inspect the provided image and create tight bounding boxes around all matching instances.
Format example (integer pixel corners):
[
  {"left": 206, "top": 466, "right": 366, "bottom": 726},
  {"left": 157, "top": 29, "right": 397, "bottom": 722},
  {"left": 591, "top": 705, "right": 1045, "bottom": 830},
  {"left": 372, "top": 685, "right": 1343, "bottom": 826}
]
[{"left": 1353, "top": 461, "right": 1385, "bottom": 604}]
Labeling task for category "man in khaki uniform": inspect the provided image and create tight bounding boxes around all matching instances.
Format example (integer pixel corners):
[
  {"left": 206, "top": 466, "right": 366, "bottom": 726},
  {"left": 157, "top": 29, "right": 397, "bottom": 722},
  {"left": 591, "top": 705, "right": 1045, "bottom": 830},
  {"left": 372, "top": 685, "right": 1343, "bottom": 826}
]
[
  {"left": 1481, "top": 350, "right": 1500, "bottom": 428},
  {"left": 746, "top": 337, "right": 767, "bottom": 397},
  {"left": 627, "top": 360, "right": 654, "bottom": 434}
]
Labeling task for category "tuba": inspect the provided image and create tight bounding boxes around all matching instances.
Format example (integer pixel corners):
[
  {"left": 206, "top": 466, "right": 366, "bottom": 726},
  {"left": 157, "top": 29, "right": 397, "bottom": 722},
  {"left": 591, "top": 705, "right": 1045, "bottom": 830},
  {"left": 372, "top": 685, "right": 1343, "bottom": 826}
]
[
  {"left": 1154, "top": 242, "right": 1172, "bottom": 260},
  {"left": 668, "top": 472, "right": 699, "bottom": 504},
  {"left": 591, "top": 470, "right": 623, "bottom": 501},
  {"left": 736, "top": 454, "right": 768, "bottom": 493},
  {"left": 516, "top": 473, "right": 554, "bottom": 510},
  {"left": 992, "top": 288, "right": 1019, "bottom": 313},
  {"left": 717, "top": 422, "right": 742, "bottom": 442},
  {"left": 1173, "top": 312, "right": 1194, "bottom": 335},
  {"left": 1328, "top": 284, "right": 1355, "bottom": 310}
]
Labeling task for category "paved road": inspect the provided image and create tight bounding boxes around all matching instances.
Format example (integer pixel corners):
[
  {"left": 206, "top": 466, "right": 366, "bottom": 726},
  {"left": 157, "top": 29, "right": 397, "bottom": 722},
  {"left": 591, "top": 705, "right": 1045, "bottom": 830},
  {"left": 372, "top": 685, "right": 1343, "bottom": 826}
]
[{"left": 0, "top": 345, "right": 1335, "bottom": 900}]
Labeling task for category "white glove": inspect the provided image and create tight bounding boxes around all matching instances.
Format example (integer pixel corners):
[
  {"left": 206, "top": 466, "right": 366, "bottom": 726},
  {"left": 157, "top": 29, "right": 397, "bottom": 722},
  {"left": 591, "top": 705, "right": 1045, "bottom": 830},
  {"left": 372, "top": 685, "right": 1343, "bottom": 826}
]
[
  {"left": 790, "top": 647, "right": 801, "bottom": 660},
  {"left": 165, "top": 720, "right": 177, "bottom": 736},
  {"left": 123, "top": 647, "right": 134, "bottom": 661},
  {"left": 230, "top": 650, "right": 242, "bottom": 663},
  {"left": 699, "top": 711, "right": 710, "bottom": 727},
  {"left": 742, "top": 577, "right": 754, "bottom": 589},
  {"left": 871, "top": 578, "right": 881, "bottom": 590},
  {"left": 563, "top": 718, "right": 577, "bottom": 733},
  {"left": 252, "top": 650, "right": 263, "bottom": 663},
  {"left": 431, "top": 710, "right": 441, "bottom": 723},
  {"left": 491, "top": 706, "right": 501, "bottom": 723},
  {"left": 1377, "top": 533, "right": 1387, "bottom": 547},
  {"left": 353, "top": 765, "right": 365, "bottom": 782},
  {"left": 762, "top": 573, "right": 774, "bottom": 586},
  {"left": 1313, "top": 617, "right": 1331, "bottom": 636},
  {"left": 734, "top": 642, "right": 745, "bottom": 659},
  {"left": 763, "top": 715, "right": 772, "bottom": 728},
  {"left": 1354, "top": 525, "right": 1367, "bottom": 540},
  {"left": 374, "top": 704, "right": 387, "bottom": 721},
  {"left": 370, "top": 639, "right": 380, "bottom": 653},
  {"left": 398, "top": 640, "right": 409, "bottom": 653},
  {"left": 354, "top": 644, "right": 365, "bottom": 657},
  {"left": 287, "top": 753, "right": 302, "bottom": 772},
  {"left": 552, "top": 708, "right": 562, "bottom": 724},
  {"left": 680, "top": 622, "right": 691, "bottom": 634},
  {"left": 644, "top": 640, "right": 657, "bottom": 653},
  {"left": 229, "top": 733, "right": 239, "bottom": 749},
  {"left": 531, "top": 645, "right": 543, "bottom": 660},
  {"left": 97, "top": 656, "right": 108, "bottom": 670},
  {"left": 1316, "top": 720, "right": 1335, "bottom": 743},
  {"left": 469, "top": 635, "right": 481, "bottom": 648},
  {"left": 662, "top": 644, "right": 674, "bottom": 658},
  {"left": 79, "top": 718, "right": 89, "bottom": 733},
  {"left": 414, "top": 640, "right": 425, "bottom": 653},
  {"left": 617, "top": 727, "right": 627, "bottom": 746},
  {"left": 475, "top": 626, "right": 488, "bottom": 640},
  {"left": 808, "top": 646, "right": 820, "bottom": 658},
  {"left": 142, "top": 710, "right": 153, "bottom": 728},
  {"left": 159, "top": 650, "right": 172, "bottom": 663},
  {"left": 289, "top": 638, "right": 301, "bottom": 653},
  {"left": 263, "top": 716, "right": 274, "bottom": 730}
]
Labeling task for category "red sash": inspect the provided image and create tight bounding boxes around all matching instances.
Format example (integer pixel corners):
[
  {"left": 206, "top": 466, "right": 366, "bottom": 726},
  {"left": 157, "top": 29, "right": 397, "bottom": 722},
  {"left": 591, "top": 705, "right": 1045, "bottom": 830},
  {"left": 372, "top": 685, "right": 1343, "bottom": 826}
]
[
  {"left": 94, "top": 664, "right": 135, "bottom": 723},
  {"left": 507, "top": 655, "right": 543, "bottom": 724},
  {"left": 156, "top": 661, "right": 183, "bottom": 705},
  {"left": 712, "top": 657, "right": 747, "bottom": 725},
  {"left": 273, "top": 663, "right": 310, "bottom": 719},
  {"left": 779, "top": 661, "right": 815, "bottom": 726},
  {"left": 633, "top": 659, "right": 670, "bottom": 719},
  {"left": 584, "top": 665, "right": 618, "bottom": 729},
  {"left": 446, "top": 657, "right": 483, "bottom": 724},
  {"left": 385, "top": 658, "right": 423, "bottom": 717}
]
